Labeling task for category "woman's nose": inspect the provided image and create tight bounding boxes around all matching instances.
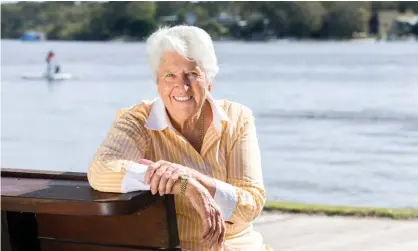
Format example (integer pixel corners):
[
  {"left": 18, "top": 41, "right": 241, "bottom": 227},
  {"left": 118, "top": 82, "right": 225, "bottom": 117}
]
[
  {"left": 174, "top": 74, "right": 190, "bottom": 90},
  {"left": 183, "top": 78, "right": 191, "bottom": 89},
  {"left": 183, "top": 73, "right": 192, "bottom": 86}
]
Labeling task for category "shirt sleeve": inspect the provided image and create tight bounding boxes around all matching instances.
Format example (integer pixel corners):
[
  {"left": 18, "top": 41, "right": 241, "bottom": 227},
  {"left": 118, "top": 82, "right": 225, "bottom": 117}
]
[
  {"left": 88, "top": 110, "right": 151, "bottom": 193},
  {"left": 216, "top": 107, "right": 266, "bottom": 223},
  {"left": 213, "top": 178, "right": 238, "bottom": 221}
]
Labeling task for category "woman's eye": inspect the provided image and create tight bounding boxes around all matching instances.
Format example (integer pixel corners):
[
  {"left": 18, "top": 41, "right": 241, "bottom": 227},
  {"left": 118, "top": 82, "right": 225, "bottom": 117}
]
[
  {"left": 166, "top": 73, "right": 174, "bottom": 78},
  {"left": 187, "top": 72, "right": 198, "bottom": 77}
]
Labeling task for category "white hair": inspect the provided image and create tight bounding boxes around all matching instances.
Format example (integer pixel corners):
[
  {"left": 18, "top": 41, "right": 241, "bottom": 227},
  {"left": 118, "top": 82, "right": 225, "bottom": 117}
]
[{"left": 146, "top": 25, "right": 219, "bottom": 83}]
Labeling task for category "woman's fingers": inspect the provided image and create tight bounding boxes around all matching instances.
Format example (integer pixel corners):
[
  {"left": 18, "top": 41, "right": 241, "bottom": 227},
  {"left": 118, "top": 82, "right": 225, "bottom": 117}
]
[
  {"left": 200, "top": 198, "right": 213, "bottom": 241},
  {"left": 150, "top": 162, "right": 168, "bottom": 194},
  {"left": 201, "top": 212, "right": 212, "bottom": 243},
  {"left": 217, "top": 212, "right": 226, "bottom": 246},
  {"left": 158, "top": 165, "right": 175, "bottom": 196},
  {"left": 208, "top": 210, "right": 219, "bottom": 248},
  {"left": 208, "top": 208, "right": 225, "bottom": 248},
  {"left": 165, "top": 171, "right": 180, "bottom": 194},
  {"left": 142, "top": 159, "right": 188, "bottom": 195},
  {"left": 187, "top": 180, "right": 225, "bottom": 248},
  {"left": 143, "top": 160, "right": 162, "bottom": 185},
  {"left": 202, "top": 207, "right": 220, "bottom": 247},
  {"left": 139, "top": 159, "right": 154, "bottom": 166},
  {"left": 201, "top": 206, "right": 225, "bottom": 248},
  {"left": 203, "top": 212, "right": 215, "bottom": 244},
  {"left": 139, "top": 159, "right": 154, "bottom": 184}
]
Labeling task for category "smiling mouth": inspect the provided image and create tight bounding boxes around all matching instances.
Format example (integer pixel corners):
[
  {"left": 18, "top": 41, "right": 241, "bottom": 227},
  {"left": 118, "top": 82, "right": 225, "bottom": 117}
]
[{"left": 173, "top": 96, "right": 192, "bottom": 102}]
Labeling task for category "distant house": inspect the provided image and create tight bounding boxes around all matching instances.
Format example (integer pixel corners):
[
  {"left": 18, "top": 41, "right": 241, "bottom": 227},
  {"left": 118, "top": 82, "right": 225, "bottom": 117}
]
[
  {"left": 216, "top": 12, "right": 237, "bottom": 26},
  {"left": 378, "top": 11, "right": 418, "bottom": 39},
  {"left": 159, "top": 15, "right": 179, "bottom": 26},
  {"left": 20, "top": 31, "right": 46, "bottom": 41},
  {"left": 185, "top": 12, "right": 197, "bottom": 26},
  {"left": 159, "top": 12, "right": 198, "bottom": 26},
  {"left": 160, "top": 15, "right": 178, "bottom": 23},
  {"left": 397, "top": 13, "right": 418, "bottom": 26}
]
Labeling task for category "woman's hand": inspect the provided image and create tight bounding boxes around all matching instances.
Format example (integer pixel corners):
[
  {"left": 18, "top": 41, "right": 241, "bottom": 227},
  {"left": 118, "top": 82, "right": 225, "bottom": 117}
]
[
  {"left": 139, "top": 159, "right": 225, "bottom": 248},
  {"left": 187, "top": 178, "right": 226, "bottom": 249},
  {"left": 140, "top": 159, "right": 193, "bottom": 196}
]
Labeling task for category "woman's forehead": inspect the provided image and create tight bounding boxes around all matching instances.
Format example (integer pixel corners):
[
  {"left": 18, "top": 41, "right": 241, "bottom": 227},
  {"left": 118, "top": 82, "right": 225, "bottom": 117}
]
[
  {"left": 160, "top": 60, "right": 198, "bottom": 73},
  {"left": 160, "top": 52, "right": 197, "bottom": 68}
]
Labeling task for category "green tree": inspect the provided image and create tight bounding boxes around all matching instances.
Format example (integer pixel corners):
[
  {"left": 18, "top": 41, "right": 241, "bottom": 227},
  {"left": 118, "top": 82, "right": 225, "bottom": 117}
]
[
  {"left": 286, "top": 2, "right": 326, "bottom": 37},
  {"left": 324, "top": 2, "right": 371, "bottom": 38},
  {"left": 399, "top": 1, "right": 418, "bottom": 12},
  {"left": 1, "top": 4, "right": 25, "bottom": 38},
  {"left": 155, "top": 1, "right": 187, "bottom": 18},
  {"left": 255, "top": 2, "right": 325, "bottom": 38},
  {"left": 199, "top": 20, "right": 228, "bottom": 39},
  {"left": 257, "top": 2, "right": 291, "bottom": 37},
  {"left": 2, "top": 1, "right": 415, "bottom": 41},
  {"left": 371, "top": 1, "right": 399, "bottom": 11}
]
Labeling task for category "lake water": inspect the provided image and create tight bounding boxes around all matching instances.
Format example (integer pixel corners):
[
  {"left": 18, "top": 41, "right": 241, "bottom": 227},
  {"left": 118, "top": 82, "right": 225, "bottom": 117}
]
[{"left": 2, "top": 40, "right": 418, "bottom": 209}]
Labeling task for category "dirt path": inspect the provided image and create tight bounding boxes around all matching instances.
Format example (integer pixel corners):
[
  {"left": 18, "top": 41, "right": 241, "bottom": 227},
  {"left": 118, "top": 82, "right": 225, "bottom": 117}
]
[{"left": 254, "top": 212, "right": 418, "bottom": 251}]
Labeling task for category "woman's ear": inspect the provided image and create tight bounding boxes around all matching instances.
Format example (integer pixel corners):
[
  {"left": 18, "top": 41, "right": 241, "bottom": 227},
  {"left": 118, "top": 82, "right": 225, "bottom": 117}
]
[{"left": 208, "top": 84, "right": 212, "bottom": 92}]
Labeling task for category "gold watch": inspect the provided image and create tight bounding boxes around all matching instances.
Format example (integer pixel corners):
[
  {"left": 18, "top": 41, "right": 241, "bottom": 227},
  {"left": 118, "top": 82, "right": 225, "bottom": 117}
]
[{"left": 180, "top": 174, "right": 189, "bottom": 196}]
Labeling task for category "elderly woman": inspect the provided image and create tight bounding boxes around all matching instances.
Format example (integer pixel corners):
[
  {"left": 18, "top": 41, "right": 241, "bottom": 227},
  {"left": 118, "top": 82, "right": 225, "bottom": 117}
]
[{"left": 88, "top": 25, "right": 270, "bottom": 251}]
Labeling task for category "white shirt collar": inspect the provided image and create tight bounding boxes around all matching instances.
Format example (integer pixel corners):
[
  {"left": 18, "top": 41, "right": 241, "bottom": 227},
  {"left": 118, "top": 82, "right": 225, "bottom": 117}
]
[{"left": 144, "top": 93, "right": 229, "bottom": 132}]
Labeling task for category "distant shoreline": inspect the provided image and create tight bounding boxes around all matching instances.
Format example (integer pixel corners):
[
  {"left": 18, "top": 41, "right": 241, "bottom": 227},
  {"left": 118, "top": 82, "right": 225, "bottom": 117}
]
[
  {"left": 0, "top": 36, "right": 381, "bottom": 43},
  {"left": 5, "top": 37, "right": 416, "bottom": 44},
  {"left": 263, "top": 201, "right": 418, "bottom": 220}
]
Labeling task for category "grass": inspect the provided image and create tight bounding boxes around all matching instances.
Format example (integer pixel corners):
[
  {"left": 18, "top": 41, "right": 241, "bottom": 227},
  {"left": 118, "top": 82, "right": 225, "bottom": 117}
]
[{"left": 263, "top": 201, "right": 418, "bottom": 220}]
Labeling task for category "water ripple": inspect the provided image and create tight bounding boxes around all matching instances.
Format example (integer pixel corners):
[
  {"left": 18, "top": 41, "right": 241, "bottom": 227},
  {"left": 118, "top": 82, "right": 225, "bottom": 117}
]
[
  {"left": 257, "top": 109, "right": 418, "bottom": 123},
  {"left": 269, "top": 180, "right": 373, "bottom": 194}
]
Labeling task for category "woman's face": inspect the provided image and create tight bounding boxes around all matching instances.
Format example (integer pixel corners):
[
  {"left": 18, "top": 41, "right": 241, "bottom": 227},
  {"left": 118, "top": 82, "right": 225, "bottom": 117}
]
[{"left": 157, "top": 51, "right": 211, "bottom": 121}]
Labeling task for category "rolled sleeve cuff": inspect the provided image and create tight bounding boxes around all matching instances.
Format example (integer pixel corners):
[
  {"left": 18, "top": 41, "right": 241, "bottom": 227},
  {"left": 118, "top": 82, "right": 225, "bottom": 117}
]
[
  {"left": 121, "top": 161, "right": 150, "bottom": 193},
  {"left": 214, "top": 179, "right": 237, "bottom": 221}
]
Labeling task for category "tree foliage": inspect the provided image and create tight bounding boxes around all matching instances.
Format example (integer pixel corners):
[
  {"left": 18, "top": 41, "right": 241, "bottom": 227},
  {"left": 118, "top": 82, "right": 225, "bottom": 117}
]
[
  {"left": 1, "top": 1, "right": 417, "bottom": 41},
  {"left": 323, "top": 2, "right": 372, "bottom": 38}
]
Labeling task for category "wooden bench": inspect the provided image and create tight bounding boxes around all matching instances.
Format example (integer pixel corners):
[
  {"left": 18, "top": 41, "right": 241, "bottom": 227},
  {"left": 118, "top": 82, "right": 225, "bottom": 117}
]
[{"left": 1, "top": 168, "right": 181, "bottom": 251}]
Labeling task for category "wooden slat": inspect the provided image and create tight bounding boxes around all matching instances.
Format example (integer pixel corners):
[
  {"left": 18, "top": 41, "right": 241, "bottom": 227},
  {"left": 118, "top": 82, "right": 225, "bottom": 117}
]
[
  {"left": 37, "top": 199, "right": 177, "bottom": 249},
  {"left": 1, "top": 212, "right": 13, "bottom": 251},
  {"left": 1, "top": 168, "right": 181, "bottom": 250},
  {"left": 1, "top": 169, "right": 162, "bottom": 216},
  {"left": 40, "top": 239, "right": 152, "bottom": 251},
  {"left": 1, "top": 168, "right": 87, "bottom": 181},
  {"left": 163, "top": 196, "right": 180, "bottom": 248},
  {"left": 2, "top": 212, "right": 40, "bottom": 251}
]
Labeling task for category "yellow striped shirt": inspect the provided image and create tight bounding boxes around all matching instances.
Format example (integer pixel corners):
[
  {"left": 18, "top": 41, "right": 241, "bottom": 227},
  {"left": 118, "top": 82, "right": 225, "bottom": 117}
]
[{"left": 88, "top": 94, "right": 267, "bottom": 250}]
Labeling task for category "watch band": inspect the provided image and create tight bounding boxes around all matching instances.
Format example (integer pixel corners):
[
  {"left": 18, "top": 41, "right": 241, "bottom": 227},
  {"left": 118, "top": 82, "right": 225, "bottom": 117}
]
[{"left": 180, "top": 174, "right": 189, "bottom": 196}]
